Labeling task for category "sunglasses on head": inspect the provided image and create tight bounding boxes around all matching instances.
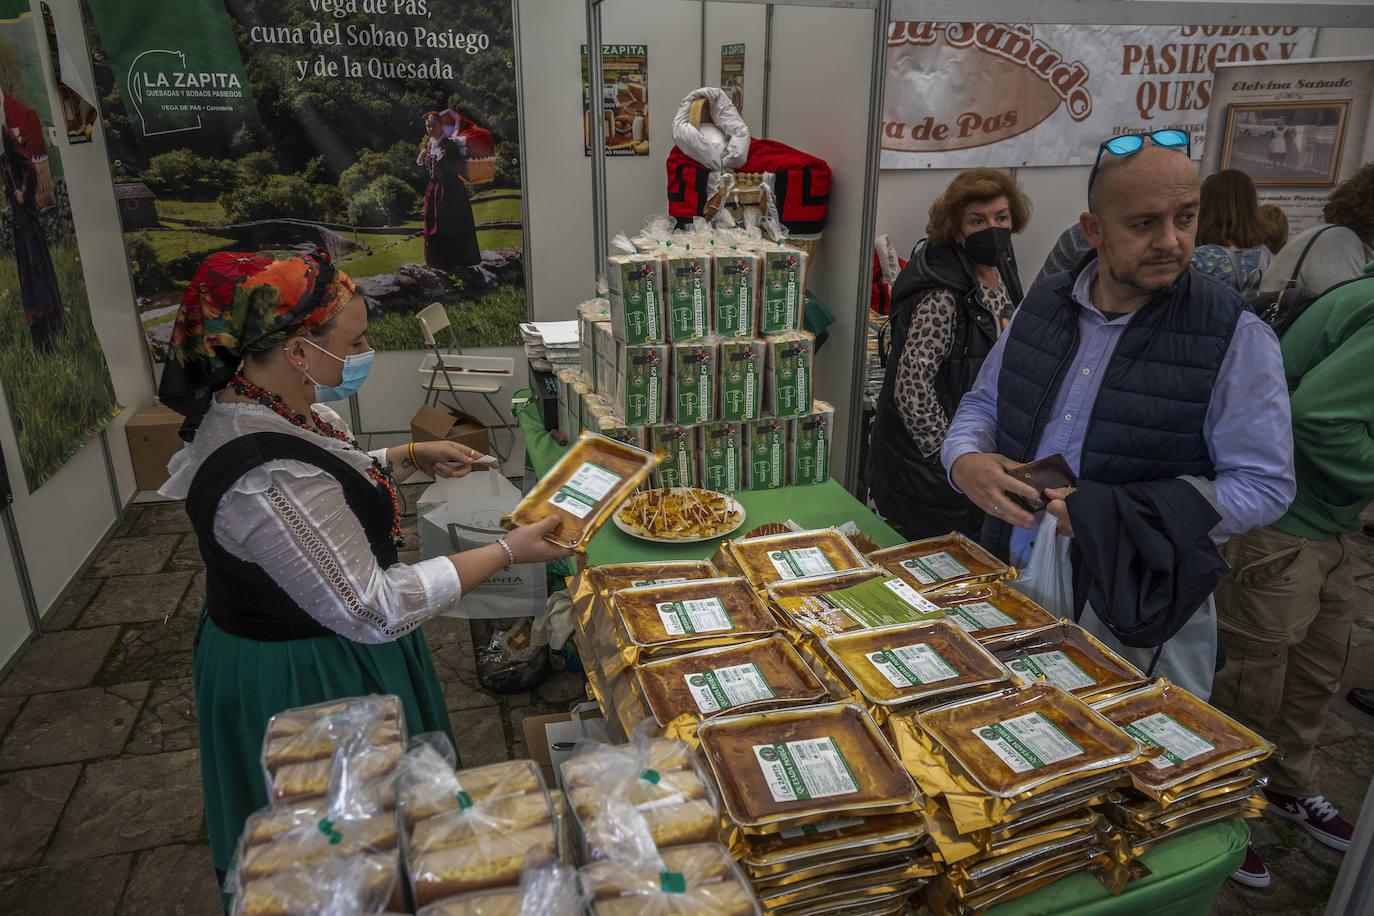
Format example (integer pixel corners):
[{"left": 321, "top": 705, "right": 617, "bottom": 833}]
[{"left": 1087, "top": 129, "right": 1191, "bottom": 195}]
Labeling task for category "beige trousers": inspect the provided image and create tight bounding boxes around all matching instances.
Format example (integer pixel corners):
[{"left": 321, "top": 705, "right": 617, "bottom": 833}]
[{"left": 1211, "top": 525, "right": 1354, "bottom": 797}]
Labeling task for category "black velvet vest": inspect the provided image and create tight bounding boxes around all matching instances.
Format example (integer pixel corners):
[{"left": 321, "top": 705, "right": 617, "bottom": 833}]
[{"left": 187, "top": 432, "right": 398, "bottom": 641}]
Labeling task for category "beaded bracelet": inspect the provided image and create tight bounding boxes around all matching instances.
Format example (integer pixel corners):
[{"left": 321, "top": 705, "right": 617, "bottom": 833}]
[{"left": 496, "top": 538, "right": 516, "bottom": 569}]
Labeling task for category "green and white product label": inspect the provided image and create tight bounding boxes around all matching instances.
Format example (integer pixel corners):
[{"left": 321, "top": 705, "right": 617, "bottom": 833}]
[
  {"left": 867, "top": 642, "right": 960, "bottom": 688},
  {"left": 1121, "top": 713, "right": 1216, "bottom": 770},
  {"left": 551, "top": 462, "right": 621, "bottom": 518},
  {"left": 714, "top": 255, "right": 756, "bottom": 338},
  {"left": 760, "top": 251, "right": 803, "bottom": 334},
  {"left": 667, "top": 257, "right": 709, "bottom": 341},
  {"left": 811, "top": 576, "right": 943, "bottom": 630},
  {"left": 974, "top": 712, "right": 1085, "bottom": 774},
  {"left": 1008, "top": 651, "right": 1098, "bottom": 691},
  {"left": 769, "top": 547, "right": 837, "bottom": 580},
  {"left": 944, "top": 602, "right": 1016, "bottom": 633},
  {"left": 720, "top": 341, "right": 762, "bottom": 422},
  {"left": 747, "top": 420, "right": 786, "bottom": 490},
  {"left": 899, "top": 552, "right": 971, "bottom": 584},
  {"left": 657, "top": 598, "right": 733, "bottom": 635},
  {"left": 631, "top": 577, "right": 689, "bottom": 587},
  {"left": 778, "top": 816, "right": 867, "bottom": 838},
  {"left": 685, "top": 662, "right": 776, "bottom": 713},
  {"left": 753, "top": 736, "right": 860, "bottom": 802},
  {"left": 701, "top": 424, "right": 742, "bottom": 494},
  {"left": 610, "top": 259, "right": 662, "bottom": 343},
  {"left": 651, "top": 426, "right": 696, "bottom": 489}
]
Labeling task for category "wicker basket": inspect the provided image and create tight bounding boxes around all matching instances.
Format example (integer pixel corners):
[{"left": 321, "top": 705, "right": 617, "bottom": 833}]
[
  {"left": 33, "top": 157, "right": 57, "bottom": 212},
  {"left": 464, "top": 156, "right": 495, "bottom": 186}
]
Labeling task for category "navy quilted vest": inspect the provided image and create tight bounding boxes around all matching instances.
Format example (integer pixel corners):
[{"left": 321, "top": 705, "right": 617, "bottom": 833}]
[{"left": 984, "top": 261, "right": 1242, "bottom": 556}]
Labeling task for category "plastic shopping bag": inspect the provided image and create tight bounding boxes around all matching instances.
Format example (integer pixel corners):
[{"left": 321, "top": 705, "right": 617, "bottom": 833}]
[{"left": 1010, "top": 513, "right": 1073, "bottom": 618}]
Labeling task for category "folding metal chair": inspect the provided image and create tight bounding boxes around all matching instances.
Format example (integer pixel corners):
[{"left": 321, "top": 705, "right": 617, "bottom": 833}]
[{"left": 416, "top": 302, "right": 516, "bottom": 462}]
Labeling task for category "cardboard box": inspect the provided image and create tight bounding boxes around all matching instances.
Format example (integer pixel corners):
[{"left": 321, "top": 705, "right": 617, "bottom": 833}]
[
  {"left": 521, "top": 702, "right": 606, "bottom": 788},
  {"left": 614, "top": 341, "right": 668, "bottom": 426},
  {"left": 759, "top": 246, "right": 808, "bottom": 334},
  {"left": 790, "top": 400, "right": 835, "bottom": 485},
  {"left": 670, "top": 340, "right": 716, "bottom": 425},
  {"left": 607, "top": 254, "right": 664, "bottom": 343},
  {"left": 765, "top": 331, "right": 814, "bottom": 417},
  {"left": 409, "top": 404, "right": 492, "bottom": 455},
  {"left": 124, "top": 404, "right": 186, "bottom": 491},
  {"left": 650, "top": 423, "right": 697, "bottom": 488},
  {"left": 745, "top": 418, "right": 788, "bottom": 491},
  {"left": 712, "top": 251, "right": 759, "bottom": 338},
  {"left": 718, "top": 339, "right": 763, "bottom": 422},
  {"left": 665, "top": 253, "right": 710, "bottom": 341},
  {"left": 700, "top": 421, "right": 744, "bottom": 494}
]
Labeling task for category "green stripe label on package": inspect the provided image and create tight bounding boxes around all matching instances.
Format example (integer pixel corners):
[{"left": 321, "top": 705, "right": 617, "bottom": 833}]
[
  {"left": 686, "top": 662, "right": 776, "bottom": 713},
  {"left": 656, "top": 598, "right": 733, "bottom": 635},
  {"left": 1122, "top": 712, "right": 1216, "bottom": 770},
  {"left": 753, "top": 736, "right": 860, "bottom": 803},
  {"left": 899, "top": 551, "right": 970, "bottom": 584},
  {"left": 974, "top": 712, "right": 1084, "bottom": 774}
]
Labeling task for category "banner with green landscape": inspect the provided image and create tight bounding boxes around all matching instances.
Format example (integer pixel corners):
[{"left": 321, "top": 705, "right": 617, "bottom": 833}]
[
  {"left": 1, "top": 0, "right": 120, "bottom": 492},
  {"left": 80, "top": 0, "right": 525, "bottom": 358}
]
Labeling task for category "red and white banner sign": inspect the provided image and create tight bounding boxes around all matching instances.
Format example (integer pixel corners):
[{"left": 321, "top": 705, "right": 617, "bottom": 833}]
[{"left": 882, "top": 22, "right": 1317, "bottom": 169}]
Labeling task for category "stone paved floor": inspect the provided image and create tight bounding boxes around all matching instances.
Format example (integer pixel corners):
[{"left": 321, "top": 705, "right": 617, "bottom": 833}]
[{"left": 0, "top": 488, "right": 1369, "bottom": 914}]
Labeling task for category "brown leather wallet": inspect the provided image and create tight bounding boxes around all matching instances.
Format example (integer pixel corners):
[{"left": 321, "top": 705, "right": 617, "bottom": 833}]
[{"left": 1006, "top": 454, "right": 1076, "bottom": 512}]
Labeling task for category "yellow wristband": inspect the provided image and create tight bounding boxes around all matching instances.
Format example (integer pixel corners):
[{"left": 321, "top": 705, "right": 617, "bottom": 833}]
[{"left": 408, "top": 441, "right": 419, "bottom": 472}]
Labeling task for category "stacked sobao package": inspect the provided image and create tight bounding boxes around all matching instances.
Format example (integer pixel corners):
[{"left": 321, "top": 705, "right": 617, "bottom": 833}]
[
  {"left": 414, "top": 852, "right": 581, "bottom": 915},
  {"left": 1091, "top": 682, "right": 1272, "bottom": 857},
  {"left": 559, "top": 737, "right": 762, "bottom": 914},
  {"left": 395, "top": 740, "right": 561, "bottom": 908},
  {"left": 553, "top": 220, "right": 833, "bottom": 493},
  {"left": 233, "top": 696, "right": 408, "bottom": 915}
]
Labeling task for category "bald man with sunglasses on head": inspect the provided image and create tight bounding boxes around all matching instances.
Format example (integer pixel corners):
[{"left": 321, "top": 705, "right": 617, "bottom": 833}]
[{"left": 941, "top": 133, "right": 1295, "bottom": 698}]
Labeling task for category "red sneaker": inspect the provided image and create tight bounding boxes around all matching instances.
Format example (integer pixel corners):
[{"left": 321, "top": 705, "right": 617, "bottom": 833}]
[
  {"left": 1231, "top": 843, "right": 1270, "bottom": 888},
  {"left": 1263, "top": 790, "right": 1353, "bottom": 851}
]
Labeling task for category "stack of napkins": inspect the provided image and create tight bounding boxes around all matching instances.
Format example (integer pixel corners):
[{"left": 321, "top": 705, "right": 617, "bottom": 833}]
[{"left": 521, "top": 321, "right": 581, "bottom": 373}]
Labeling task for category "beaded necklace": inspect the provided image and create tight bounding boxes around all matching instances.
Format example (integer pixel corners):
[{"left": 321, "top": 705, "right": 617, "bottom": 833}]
[{"left": 228, "top": 372, "right": 404, "bottom": 545}]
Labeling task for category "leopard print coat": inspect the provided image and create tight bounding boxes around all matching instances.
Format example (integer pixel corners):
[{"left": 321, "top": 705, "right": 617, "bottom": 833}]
[{"left": 894, "top": 282, "right": 1014, "bottom": 456}]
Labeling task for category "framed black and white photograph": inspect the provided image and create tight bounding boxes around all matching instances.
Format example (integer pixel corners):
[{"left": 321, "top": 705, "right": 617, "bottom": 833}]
[{"left": 1219, "top": 100, "right": 1349, "bottom": 187}]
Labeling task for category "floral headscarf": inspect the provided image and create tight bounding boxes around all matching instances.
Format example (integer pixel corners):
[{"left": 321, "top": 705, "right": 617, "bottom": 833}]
[{"left": 158, "top": 250, "right": 355, "bottom": 438}]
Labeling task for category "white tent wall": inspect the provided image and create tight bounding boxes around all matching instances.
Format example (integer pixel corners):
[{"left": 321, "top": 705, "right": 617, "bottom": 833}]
[
  {"left": 873, "top": 26, "right": 1374, "bottom": 291},
  {"left": 0, "top": 0, "right": 156, "bottom": 672}
]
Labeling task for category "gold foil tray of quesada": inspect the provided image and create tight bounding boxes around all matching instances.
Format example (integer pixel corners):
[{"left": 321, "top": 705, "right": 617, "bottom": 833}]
[
  {"left": 698, "top": 702, "right": 918, "bottom": 830},
  {"left": 985, "top": 622, "right": 1147, "bottom": 701},
  {"left": 820, "top": 620, "right": 1013, "bottom": 707},
  {"left": 1092, "top": 681, "right": 1273, "bottom": 793},
  {"left": 916, "top": 683, "right": 1141, "bottom": 798},
  {"left": 633, "top": 636, "right": 829, "bottom": 725},
  {"left": 612, "top": 577, "right": 777, "bottom": 654},
  {"left": 868, "top": 533, "right": 1013, "bottom": 591},
  {"left": 924, "top": 582, "right": 1059, "bottom": 641},
  {"left": 504, "top": 432, "right": 660, "bottom": 549},
  {"left": 727, "top": 529, "right": 868, "bottom": 589}
]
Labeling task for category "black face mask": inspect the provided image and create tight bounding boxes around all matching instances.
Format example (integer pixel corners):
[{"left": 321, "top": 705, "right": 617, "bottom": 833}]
[{"left": 963, "top": 226, "right": 1013, "bottom": 266}]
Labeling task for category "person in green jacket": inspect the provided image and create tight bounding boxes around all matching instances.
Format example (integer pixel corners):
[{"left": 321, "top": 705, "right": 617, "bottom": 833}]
[{"left": 1212, "top": 273, "right": 1374, "bottom": 889}]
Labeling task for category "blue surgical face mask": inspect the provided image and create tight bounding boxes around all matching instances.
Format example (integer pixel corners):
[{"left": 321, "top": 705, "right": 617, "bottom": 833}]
[{"left": 301, "top": 337, "right": 375, "bottom": 401}]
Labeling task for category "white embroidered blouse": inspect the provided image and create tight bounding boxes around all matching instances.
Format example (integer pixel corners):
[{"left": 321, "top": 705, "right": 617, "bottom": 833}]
[{"left": 160, "top": 400, "right": 463, "bottom": 644}]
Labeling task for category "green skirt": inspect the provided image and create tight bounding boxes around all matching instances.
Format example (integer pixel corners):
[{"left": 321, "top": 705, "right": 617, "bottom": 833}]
[{"left": 193, "top": 613, "right": 457, "bottom": 874}]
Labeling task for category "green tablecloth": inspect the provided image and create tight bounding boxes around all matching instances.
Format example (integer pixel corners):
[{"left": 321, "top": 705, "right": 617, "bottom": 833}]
[
  {"left": 512, "top": 397, "right": 1247, "bottom": 914},
  {"left": 515, "top": 400, "right": 903, "bottom": 566}
]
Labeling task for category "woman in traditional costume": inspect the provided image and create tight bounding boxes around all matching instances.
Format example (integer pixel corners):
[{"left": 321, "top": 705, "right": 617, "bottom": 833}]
[
  {"left": 157, "top": 250, "right": 569, "bottom": 893},
  {"left": 417, "top": 110, "right": 481, "bottom": 270}
]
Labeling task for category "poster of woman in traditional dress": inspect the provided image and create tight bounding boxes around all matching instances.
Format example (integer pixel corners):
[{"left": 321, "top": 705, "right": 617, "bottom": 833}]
[
  {"left": 417, "top": 109, "right": 481, "bottom": 272},
  {"left": 2, "top": 94, "right": 66, "bottom": 352},
  {"left": 0, "top": 11, "right": 119, "bottom": 493}
]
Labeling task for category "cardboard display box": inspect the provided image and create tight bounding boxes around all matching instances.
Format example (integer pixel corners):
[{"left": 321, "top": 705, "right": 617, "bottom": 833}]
[
  {"left": 125, "top": 404, "right": 186, "bottom": 491},
  {"left": 410, "top": 404, "right": 492, "bottom": 455},
  {"left": 521, "top": 702, "right": 607, "bottom": 788}
]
